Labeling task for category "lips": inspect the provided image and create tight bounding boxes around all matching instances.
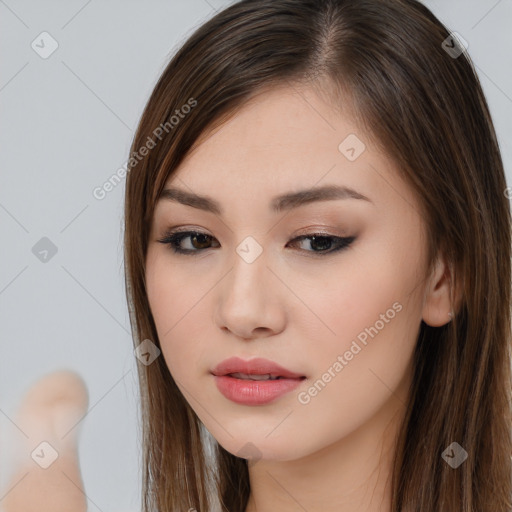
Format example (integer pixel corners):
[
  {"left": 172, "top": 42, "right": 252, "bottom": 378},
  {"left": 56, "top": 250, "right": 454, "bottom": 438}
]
[
  {"left": 211, "top": 357, "right": 305, "bottom": 380},
  {"left": 211, "top": 357, "right": 306, "bottom": 405}
]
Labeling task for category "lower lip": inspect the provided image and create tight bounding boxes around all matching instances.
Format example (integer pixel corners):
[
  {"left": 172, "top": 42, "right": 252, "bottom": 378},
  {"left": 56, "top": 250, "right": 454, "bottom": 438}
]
[{"left": 213, "top": 375, "right": 304, "bottom": 405}]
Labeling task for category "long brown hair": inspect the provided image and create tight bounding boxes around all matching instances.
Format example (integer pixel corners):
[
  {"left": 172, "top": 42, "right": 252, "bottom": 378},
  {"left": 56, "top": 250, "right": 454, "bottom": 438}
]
[{"left": 123, "top": 1, "right": 512, "bottom": 510}]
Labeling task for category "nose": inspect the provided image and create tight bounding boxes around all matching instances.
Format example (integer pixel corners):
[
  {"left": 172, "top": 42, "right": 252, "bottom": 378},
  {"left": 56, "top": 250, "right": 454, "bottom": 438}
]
[{"left": 213, "top": 249, "right": 286, "bottom": 341}]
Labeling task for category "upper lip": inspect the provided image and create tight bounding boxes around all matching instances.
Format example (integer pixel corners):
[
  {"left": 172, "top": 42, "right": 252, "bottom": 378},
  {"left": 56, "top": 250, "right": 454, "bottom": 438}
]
[{"left": 211, "top": 357, "right": 305, "bottom": 379}]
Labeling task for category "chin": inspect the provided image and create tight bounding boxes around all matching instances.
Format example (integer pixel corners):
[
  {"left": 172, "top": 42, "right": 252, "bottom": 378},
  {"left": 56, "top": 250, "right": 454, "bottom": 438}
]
[{"left": 206, "top": 424, "right": 306, "bottom": 463}]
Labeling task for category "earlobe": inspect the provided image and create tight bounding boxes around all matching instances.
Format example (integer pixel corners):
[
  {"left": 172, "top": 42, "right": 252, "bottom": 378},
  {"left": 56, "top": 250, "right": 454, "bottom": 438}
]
[{"left": 421, "top": 254, "right": 458, "bottom": 327}]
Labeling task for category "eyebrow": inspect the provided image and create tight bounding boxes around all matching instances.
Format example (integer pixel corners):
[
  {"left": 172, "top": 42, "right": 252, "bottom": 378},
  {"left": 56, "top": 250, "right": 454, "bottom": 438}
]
[{"left": 158, "top": 184, "right": 373, "bottom": 215}]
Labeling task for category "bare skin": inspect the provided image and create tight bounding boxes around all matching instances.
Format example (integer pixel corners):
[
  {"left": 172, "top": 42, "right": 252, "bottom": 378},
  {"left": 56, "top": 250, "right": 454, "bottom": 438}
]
[{"left": 145, "top": 82, "right": 455, "bottom": 512}]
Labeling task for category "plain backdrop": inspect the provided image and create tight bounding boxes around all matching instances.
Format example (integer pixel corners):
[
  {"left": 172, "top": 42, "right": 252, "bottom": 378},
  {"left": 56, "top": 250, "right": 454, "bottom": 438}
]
[{"left": 1, "top": 1, "right": 511, "bottom": 511}]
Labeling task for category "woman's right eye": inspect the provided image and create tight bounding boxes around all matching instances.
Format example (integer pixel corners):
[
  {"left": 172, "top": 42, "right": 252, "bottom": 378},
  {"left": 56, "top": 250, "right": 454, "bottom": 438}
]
[{"left": 157, "top": 231, "right": 220, "bottom": 255}]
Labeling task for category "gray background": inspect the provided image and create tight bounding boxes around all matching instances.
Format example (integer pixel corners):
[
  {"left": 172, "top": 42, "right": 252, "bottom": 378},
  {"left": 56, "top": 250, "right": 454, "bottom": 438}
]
[{"left": 1, "top": 1, "right": 511, "bottom": 511}]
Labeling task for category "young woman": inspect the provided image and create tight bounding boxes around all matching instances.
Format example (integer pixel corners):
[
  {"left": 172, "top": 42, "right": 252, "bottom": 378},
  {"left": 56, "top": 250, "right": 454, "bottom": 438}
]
[{"left": 3, "top": 0, "right": 511, "bottom": 511}]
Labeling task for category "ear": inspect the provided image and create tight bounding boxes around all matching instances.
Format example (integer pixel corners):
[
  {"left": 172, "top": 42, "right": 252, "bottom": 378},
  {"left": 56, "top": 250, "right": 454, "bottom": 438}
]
[{"left": 421, "top": 253, "right": 460, "bottom": 327}]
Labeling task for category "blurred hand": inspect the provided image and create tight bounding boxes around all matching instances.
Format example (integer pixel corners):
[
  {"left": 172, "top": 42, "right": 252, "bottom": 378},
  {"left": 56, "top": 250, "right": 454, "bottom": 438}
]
[{"left": 1, "top": 370, "right": 89, "bottom": 512}]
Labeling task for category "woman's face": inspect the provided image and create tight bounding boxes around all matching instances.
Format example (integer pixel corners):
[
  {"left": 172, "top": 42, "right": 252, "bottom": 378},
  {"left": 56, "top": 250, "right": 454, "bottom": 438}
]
[{"left": 145, "top": 83, "right": 433, "bottom": 462}]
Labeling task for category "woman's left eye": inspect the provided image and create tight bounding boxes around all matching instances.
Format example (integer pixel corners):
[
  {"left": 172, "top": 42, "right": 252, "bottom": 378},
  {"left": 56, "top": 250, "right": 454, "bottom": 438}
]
[{"left": 157, "top": 230, "right": 356, "bottom": 256}]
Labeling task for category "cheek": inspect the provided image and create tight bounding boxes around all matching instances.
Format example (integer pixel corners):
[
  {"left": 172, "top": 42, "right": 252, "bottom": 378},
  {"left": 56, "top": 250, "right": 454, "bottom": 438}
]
[
  {"left": 287, "top": 272, "right": 420, "bottom": 456},
  {"left": 146, "top": 251, "right": 206, "bottom": 335},
  {"left": 301, "top": 305, "right": 419, "bottom": 431},
  {"left": 145, "top": 255, "right": 207, "bottom": 380},
  {"left": 290, "top": 260, "right": 405, "bottom": 346}
]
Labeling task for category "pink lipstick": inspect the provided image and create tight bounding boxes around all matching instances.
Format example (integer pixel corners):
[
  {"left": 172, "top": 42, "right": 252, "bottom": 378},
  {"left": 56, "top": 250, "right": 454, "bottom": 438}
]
[{"left": 211, "top": 357, "right": 306, "bottom": 405}]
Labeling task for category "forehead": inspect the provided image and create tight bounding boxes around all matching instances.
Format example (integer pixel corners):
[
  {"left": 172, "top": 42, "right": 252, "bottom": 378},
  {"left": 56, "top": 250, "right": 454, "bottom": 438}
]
[
  {"left": 177, "top": 84, "right": 355, "bottom": 177},
  {"left": 161, "top": 84, "right": 417, "bottom": 217}
]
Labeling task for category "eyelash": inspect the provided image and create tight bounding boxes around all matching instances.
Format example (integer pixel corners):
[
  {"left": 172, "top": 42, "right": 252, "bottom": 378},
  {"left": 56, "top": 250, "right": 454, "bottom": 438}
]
[{"left": 156, "top": 229, "right": 356, "bottom": 257}]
